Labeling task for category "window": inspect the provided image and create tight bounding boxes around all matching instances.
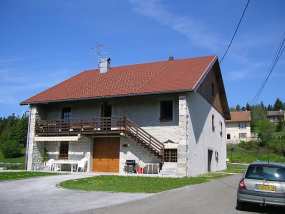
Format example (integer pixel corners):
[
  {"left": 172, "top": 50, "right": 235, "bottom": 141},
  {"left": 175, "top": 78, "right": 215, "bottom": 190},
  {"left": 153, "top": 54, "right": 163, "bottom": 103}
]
[
  {"left": 62, "top": 107, "right": 71, "bottom": 119},
  {"left": 164, "top": 149, "right": 177, "bottom": 162},
  {"left": 239, "top": 123, "right": 246, "bottom": 129},
  {"left": 239, "top": 133, "right": 247, "bottom": 138},
  {"left": 160, "top": 100, "right": 173, "bottom": 122},
  {"left": 59, "top": 141, "right": 69, "bottom": 159},
  {"left": 220, "top": 122, "right": 223, "bottom": 135},
  {"left": 245, "top": 164, "right": 285, "bottom": 182},
  {"left": 212, "top": 83, "right": 215, "bottom": 97},
  {"left": 227, "top": 133, "right": 231, "bottom": 139},
  {"left": 212, "top": 115, "right": 215, "bottom": 131}
]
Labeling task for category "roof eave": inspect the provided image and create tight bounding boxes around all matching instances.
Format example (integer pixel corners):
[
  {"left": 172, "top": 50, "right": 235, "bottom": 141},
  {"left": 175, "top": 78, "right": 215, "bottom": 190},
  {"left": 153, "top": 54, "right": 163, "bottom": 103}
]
[{"left": 20, "top": 89, "right": 195, "bottom": 106}]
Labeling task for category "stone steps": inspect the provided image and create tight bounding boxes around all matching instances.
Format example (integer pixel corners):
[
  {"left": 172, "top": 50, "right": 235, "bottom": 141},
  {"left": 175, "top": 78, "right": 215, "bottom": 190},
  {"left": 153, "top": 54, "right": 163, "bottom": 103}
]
[{"left": 159, "top": 162, "right": 177, "bottom": 177}]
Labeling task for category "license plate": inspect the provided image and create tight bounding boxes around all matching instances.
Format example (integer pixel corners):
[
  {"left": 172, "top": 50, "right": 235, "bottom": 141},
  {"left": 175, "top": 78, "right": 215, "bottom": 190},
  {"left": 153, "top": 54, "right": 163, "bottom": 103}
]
[{"left": 255, "top": 184, "right": 276, "bottom": 191}]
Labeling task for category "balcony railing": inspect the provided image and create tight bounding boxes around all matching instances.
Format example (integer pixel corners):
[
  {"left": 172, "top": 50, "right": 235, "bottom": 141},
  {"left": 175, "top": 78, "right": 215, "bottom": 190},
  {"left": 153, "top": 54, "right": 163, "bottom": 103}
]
[
  {"left": 35, "top": 116, "right": 164, "bottom": 162},
  {"left": 36, "top": 116, "right": 126, "bottom": 136}
]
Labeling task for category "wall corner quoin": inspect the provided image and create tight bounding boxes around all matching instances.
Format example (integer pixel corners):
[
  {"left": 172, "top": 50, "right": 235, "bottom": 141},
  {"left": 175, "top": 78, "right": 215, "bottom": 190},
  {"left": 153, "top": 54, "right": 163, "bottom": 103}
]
[{"left": 26, "top": 106, "right": 37, "bottom": 170}]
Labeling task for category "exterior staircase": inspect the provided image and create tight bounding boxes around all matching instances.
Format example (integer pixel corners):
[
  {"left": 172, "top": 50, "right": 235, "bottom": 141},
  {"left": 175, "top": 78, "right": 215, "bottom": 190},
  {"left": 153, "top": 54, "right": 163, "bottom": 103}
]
[{"left": 124, "top": 117, "right": 165, "bottom": 166}]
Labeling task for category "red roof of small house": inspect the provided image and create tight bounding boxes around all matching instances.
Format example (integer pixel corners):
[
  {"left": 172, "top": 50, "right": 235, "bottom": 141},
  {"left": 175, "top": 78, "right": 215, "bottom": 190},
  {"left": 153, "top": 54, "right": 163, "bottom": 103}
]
[
  {"left": 20, "top": 55, "right": 225, "bottom": 106},
  {"left": 226, "top": 111, "right": 251, "bottom": 123}
]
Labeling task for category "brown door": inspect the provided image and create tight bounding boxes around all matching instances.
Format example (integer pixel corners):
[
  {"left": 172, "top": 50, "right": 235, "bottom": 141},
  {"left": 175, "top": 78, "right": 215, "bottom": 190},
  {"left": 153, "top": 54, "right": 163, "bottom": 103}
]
[{"left": 93, "top": 137, "right": 120, "bottom": 172}]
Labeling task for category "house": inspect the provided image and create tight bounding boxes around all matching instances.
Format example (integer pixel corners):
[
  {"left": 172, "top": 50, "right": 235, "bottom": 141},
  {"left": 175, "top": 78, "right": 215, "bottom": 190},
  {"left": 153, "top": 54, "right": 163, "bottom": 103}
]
[
  {"left": 225, "top": 111, "right": 251, "bottom": 144},
  {"left": 267, "top": 110, "right": 285, "bottom": 124},
  {"left": 20, "top": 55, "right": 230, "bottom": 177}
]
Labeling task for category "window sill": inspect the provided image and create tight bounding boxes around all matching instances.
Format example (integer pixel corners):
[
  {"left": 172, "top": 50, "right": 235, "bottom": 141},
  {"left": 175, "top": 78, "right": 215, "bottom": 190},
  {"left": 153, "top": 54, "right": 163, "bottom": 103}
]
[{"left": 159, "top": 118, "right": 173, "bottom": 122}]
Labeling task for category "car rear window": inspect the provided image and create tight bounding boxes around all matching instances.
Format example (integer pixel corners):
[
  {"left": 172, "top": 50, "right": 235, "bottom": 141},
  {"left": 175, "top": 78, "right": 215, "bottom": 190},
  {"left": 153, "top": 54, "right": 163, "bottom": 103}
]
[{"left": 245, "top": 164, "right": 285, "bottom": 181}]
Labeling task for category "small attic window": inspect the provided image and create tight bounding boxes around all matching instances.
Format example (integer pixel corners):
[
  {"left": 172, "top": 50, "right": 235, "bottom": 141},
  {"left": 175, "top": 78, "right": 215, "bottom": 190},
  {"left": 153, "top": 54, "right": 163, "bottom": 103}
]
[{"left": 212, "top": 83, "right": 215, "bottom": 97}]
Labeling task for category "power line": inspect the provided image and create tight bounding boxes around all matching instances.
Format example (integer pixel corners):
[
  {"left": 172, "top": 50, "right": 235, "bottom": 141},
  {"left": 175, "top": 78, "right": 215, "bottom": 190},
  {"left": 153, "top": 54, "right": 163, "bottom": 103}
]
[
  {"left": 219, "top": 0, "right": 251, "bottom": 64},
  {"left": 250, "top": 33, "right": 285, "bottom": 105}
]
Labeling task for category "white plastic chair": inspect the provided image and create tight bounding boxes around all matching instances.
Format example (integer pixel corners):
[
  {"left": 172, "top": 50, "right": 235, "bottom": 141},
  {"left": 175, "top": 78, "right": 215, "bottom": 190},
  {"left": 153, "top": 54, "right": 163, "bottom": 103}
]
[
  {"left": 45, "top": 159, "right": 54, "bottom": 171},
  {"left": 53, "top": 163, "right": 61, "bottom": 171},
  {"left": 77, "top": 158, "right": 87, "bottom": 172}
]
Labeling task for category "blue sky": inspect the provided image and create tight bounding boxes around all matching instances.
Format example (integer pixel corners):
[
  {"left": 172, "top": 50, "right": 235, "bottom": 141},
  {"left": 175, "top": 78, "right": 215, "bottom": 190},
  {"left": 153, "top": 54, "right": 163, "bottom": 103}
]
[{"left": 0, "top": 0, "right": 284, "bottom": 118}]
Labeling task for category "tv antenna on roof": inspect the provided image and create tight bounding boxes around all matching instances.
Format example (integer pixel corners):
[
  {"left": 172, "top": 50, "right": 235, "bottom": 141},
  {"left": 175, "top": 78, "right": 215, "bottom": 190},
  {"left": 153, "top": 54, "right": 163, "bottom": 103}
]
[{"left": 91, "top": 42, "right": 108, "bottom": 68}]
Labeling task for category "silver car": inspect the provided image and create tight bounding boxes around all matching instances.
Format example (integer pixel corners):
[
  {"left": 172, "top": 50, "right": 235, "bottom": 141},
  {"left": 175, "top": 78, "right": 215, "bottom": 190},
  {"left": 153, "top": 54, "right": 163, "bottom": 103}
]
[{"left": 237, "top": 161, "right": 285, "bottom": 210}]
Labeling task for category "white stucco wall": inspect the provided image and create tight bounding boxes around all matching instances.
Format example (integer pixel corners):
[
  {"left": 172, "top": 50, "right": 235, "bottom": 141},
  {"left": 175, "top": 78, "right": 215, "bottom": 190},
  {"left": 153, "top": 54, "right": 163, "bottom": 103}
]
[{"left": 186, "top": 92, "right": 227, "bottom": 177}]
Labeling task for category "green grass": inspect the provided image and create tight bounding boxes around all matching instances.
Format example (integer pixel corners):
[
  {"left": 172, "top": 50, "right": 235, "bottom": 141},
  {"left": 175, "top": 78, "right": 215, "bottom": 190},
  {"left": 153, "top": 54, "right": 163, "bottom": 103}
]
[
  {"left": 227, "top": 147, "right": 285, "bottom": 164},
  {"left": 0, "top": 164, "right": 244, "bottom": 193},
  {"left": 0, "top": 172, "right": 60, "bottom": 181},
  {"left": 223, "top": 164, "right": 247, "bottom": 173},
  {"left": 59, "top": 173, "right": 230, "bottom": 193},
  {"left": 0, "top": 148, "right": 26, "bottom": 170}
]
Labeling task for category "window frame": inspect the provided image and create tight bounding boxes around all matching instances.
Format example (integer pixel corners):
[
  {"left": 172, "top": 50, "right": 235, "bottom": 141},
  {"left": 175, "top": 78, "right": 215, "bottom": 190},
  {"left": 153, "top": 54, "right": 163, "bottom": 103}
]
[
  {"left": 212, "top": 115, "right": 215, "bottom": 131},
  {"left": 227, "top": 133, "right": 231, "bottom": 139},
  {"left": 62, "top": 107, "right": 71, "bottom": 120},
  {"left": 160, "top": 100, "right": 174, "bottom": 122},
  {"left": 59, "top": 141, "right": 69, "bottom": 159},
  {"left": 164, "top": 149, "right": 177, "bottom": 162}
]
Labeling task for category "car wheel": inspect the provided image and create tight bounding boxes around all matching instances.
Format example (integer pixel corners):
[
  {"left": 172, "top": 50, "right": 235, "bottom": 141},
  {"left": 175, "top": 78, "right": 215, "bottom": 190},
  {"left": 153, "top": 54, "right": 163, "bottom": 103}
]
[{"left": 236, "top": 200, "right": 245, "bottom": 211}]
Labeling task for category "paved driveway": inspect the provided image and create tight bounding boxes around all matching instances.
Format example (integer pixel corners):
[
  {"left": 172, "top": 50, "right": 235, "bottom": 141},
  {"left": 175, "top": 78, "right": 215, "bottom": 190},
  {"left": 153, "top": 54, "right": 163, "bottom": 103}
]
[{"left": 0, "top": 173, "right": 154, "bottom": 214}]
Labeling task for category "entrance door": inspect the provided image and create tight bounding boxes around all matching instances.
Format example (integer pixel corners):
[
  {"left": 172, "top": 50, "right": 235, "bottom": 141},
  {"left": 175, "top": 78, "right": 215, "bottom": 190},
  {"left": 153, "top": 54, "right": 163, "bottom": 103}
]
[
  {"left": 101, "top": 103, "right": 112, "bottom": 130},
  {"left": 208, "top": 149, "right": 213, "bottom": 172},
  {"left": 93, "top": 137, "right": 120, "bottom": 172}
]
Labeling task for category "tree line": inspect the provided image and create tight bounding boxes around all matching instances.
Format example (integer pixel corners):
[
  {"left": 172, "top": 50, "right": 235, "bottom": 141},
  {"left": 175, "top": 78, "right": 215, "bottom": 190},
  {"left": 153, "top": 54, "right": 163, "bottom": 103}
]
[
  {"left": 0, "top": 114, "right": 28, "bottom": 158},
  {"left": 230, "top": 98, "right": 285, "bottom": 112}
]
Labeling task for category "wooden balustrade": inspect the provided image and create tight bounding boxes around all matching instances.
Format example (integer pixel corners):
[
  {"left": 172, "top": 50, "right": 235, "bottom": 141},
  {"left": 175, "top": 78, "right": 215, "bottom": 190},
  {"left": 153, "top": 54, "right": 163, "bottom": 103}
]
[{"left": 35, "top": 116, "right": 164, "bottom": 164}]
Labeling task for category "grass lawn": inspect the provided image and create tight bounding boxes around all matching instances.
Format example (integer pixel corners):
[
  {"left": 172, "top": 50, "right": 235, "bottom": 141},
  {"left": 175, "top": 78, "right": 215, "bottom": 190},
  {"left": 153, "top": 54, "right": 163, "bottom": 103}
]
[
  {"left": 0, "top": 164, "right": 244, "bottom": 193},
  {"left": 223, "top": 164, "right": 247, "bottom": 173},
  {"left": 0, "top": 172, "right": 60, "bottom": 181},
  {"left": 59, "top": 172, "right": 230, "bottom": 193},
  {"left": 227, "top": 148, "right": 285, "bottom": 164},
  {"left": 0, "top": 148, "right": 26, "bottom": 170}
]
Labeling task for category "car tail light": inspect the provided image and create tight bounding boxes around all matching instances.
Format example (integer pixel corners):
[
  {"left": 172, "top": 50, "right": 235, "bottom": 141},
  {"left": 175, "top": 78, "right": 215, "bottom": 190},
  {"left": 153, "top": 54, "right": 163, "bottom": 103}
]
[{"left": 239, "top": 178, "right": 247, "bottom": 189}]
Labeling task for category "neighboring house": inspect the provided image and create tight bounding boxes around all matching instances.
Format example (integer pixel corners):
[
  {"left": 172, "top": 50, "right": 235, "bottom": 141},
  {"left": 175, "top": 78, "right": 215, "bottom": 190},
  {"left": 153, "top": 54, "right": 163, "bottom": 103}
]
[
  {"left": 267, "top": 110, "right": 285, "bottom": 124},
  {"left": 20, "top": 55, "right": 230, "bottom": 177},
  {"left": 225, "top": 111, "right": 251, "bottom": 144}
]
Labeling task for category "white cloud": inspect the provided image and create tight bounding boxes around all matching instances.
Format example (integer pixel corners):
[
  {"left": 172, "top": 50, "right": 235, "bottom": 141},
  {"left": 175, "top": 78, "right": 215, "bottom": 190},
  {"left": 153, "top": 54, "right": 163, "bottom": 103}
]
[
  {"left": 129, "top": 0, "right": 224, "bottom": 51},
  {"left": 0, "top": 57, "right": 27, "bottom": 66}
]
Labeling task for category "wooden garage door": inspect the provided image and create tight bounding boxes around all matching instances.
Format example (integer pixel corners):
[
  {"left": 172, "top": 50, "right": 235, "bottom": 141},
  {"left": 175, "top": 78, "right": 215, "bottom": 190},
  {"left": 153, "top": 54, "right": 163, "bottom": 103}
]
[{"left": 93, "top": 137, "right": 120, "bottom": 172}]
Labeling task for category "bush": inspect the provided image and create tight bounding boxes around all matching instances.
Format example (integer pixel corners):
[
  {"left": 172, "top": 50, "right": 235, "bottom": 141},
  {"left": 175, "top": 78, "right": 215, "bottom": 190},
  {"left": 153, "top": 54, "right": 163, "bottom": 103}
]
[{"left": 1, "top": 140, "right": 23, "bottom": 158}]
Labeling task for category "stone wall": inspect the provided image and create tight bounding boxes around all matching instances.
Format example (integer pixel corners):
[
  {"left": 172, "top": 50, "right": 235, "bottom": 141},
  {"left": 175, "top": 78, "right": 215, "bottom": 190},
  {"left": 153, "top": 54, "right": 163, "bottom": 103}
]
[
  {"left": 119, "top": 137, "right": 159, "bottom": 173},
  {"left": 28, "top": 92, "right": 228, "bottom": 176}
]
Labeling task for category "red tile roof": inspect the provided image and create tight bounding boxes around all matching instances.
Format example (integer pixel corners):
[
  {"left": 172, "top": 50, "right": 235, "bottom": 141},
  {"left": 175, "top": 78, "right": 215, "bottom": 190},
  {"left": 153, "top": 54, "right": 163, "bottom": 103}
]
[
  {"left": 226, "top": 111, "right": 251, "bottom": 123},
  {"left": 21, "top": 55, "right": 217, "bottom": 104}
]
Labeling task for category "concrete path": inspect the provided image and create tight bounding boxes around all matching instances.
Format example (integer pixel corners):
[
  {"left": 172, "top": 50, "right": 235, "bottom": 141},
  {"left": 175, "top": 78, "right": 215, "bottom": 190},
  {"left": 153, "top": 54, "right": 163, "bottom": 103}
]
[{"left": 0, "top": 173, "right": 154, "bottom": 214}]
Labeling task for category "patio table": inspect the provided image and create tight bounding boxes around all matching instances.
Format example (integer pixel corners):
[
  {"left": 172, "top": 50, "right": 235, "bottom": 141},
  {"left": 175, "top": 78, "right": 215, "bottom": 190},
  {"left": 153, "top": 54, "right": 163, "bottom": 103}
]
[{"left": 53, "top": 160, "right": 80, "bottom": 172}]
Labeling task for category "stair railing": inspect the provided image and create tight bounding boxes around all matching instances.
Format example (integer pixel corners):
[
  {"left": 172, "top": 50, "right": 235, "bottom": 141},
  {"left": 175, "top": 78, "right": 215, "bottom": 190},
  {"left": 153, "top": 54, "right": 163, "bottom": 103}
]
[{"left": 124, "top": 117, "right": 164, "bottom": 163}]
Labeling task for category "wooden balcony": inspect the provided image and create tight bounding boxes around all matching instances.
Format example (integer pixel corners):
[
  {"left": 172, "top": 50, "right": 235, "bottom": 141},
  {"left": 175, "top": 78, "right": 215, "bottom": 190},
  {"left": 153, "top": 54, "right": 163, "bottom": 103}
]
[
  {"left": 35, "top": 116, "right": 164, "bottom": 164},
  {"left": 36, "top": 116, "right": 126, "bottom": 136}
]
